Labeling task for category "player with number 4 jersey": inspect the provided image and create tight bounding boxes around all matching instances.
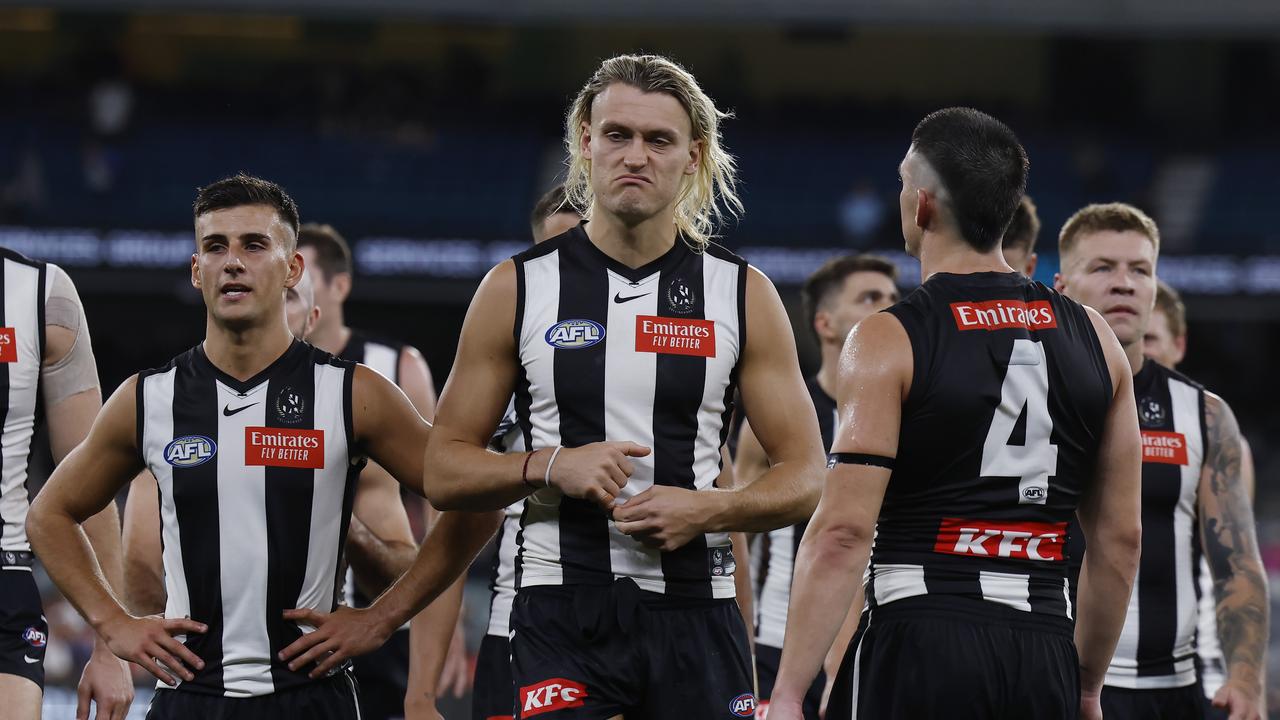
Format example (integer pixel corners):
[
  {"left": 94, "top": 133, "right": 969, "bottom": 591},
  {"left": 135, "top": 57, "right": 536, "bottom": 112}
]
[{"left": 769, "top": 108, "right": 1142, "bottom": 720}]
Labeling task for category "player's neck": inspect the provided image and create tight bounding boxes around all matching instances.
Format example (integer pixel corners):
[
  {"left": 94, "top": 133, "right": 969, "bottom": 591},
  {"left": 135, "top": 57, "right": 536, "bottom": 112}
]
[
  {"left": 1122, "top": 339, "right": 1146, "bottom": 377},
  {"left": 816, "top": 355, "right": 839, "bottom": 400},
  {"left": 204, "top": 317, "right": 295, "bottom": 382},
  {"left": 307, "top": 317, "right": 350, "bottom": 356},
  {"left": 584, "top": 208, "right": 678, "bottom": 269},
  {"left": 918, "top": 233, "right": 1013, "bottom": 282}
]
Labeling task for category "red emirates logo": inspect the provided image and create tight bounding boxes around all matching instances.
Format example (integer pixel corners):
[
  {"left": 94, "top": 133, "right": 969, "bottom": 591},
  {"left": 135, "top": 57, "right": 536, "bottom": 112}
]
[
  {"left": 1142, "top": 430, "right": 1188, "bottom": 465},
  {"left": 950, "top": 300, "right": 1057, "bottom": 331},
  {"left": 244, "top": 427, "right": 324, "bottom": 469},
  {"left": 635, "top": 315, "right": 716, "bottom": 358},
  {"left": 520, "top": 678, "right": 587, "bottom": 717},
  {"left": 934, "top": 518, "right": 1067, "bottom": 561},
  {"left": 0, "top": 328, "right": 16, "bottom": 363}
]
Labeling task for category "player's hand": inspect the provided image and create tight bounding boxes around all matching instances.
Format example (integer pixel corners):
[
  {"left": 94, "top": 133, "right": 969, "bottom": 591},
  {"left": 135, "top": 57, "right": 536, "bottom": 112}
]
[
  {"left": 545, "top": 442, "right": 650, "bottom": 510},
  {"left": 760, "top": 694, "right": 802, "bottom": 720},
  {"left": 1078, "top": 686, "right": 1103, "bottom": 720},
  {"left": 1212, "top": 679, "right": 1264, "bottom": 720},
  {"left": 279, "top": 605, "right": 393, "bottom": 678},
  {"left": 403, "top": 695, "right": 446, "bottom": 720},
  {"left": 98, "top": 613, "right": 207, "bottom": 686},
  {"left": 76, "top": 642, "right": 135, "bottom": 720},
  {"left": 612, "top": 485, "right": 708, "bottom": 551},
  {"left": 439, "top": 621, "right": 470, "bottom": 697}
]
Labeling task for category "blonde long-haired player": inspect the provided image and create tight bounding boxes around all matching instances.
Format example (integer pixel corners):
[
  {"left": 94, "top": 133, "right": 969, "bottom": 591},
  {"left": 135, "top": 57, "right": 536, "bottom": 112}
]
[{"left": 419, "top": 54, "right": 826, "bottom": 719}]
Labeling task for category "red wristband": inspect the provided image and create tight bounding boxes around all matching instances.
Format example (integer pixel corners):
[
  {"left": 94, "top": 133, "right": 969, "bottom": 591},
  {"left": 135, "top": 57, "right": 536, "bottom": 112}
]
[{"left": 521, "top": 450, "right": 539, "bottom": 488}]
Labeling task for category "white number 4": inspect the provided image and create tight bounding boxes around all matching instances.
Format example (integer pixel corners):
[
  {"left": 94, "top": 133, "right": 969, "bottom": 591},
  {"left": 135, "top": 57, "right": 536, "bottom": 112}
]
[{"left": 981, "top": 339, "right": 1059, "bottom": 505}]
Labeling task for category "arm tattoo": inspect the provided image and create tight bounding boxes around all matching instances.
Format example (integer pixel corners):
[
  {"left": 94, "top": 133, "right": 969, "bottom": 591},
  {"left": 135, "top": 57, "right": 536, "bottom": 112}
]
[{"left": 1200, "top": 393, "right": 1269, "bottom": 690}]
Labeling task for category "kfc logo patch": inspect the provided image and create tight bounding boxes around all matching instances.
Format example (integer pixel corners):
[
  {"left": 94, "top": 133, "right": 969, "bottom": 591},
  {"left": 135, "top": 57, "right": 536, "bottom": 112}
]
[
  {"left": 635, "top": 316, "right": 715, "bottom": 358},
  {"left": 0, "top": 327, "right": 15, "bottom": 363},
  {"left": 951, "top": 300, "right": 1057, "bottom": 331},
  {"left": 520, "top": 678, "right": 587, "bottom": 718},
  {"left": 245, "top": 427, "right": 324, "bottom": 469},
  {"left": 1142, "top": 430, "right": 1189, "bottom": 465},
  {"left": 934, "top": 518, "right": 1067, "bottom": 561}
]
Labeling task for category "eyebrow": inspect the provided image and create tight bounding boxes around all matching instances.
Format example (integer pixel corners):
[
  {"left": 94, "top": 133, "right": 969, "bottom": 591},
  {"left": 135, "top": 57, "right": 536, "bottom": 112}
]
[{"left": 600, "top": 120, "right": 679, "bottom": 139}]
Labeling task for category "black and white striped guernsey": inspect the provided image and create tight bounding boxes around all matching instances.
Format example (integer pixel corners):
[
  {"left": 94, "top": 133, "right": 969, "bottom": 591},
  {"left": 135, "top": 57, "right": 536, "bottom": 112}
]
[
  {"left": 486, "top": 401, "right": 526, "bottom": 637},
  {"left": 756, "top": 376, "right": 836, "bottom": 649},
  {"left": 867, "top": 272, "right": 1111, "bottom": 631},
  {"left": 511, "top": 225, "right": 747, "bottom": 599},
  {"left": 136, "top": 341, "right": 363, "bottom": 697},
  {"left": 0, "top": 248, "right": 47, "bottom": 556},
  {"left": 1106, "top": 360, "right": 1207, "bottom": 689}
]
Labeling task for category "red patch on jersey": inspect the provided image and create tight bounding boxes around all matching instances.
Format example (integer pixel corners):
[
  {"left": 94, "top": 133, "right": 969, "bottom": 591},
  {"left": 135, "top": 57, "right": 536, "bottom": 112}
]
[
  {"left": 520, "top": 678, "right": 587, "bottom": 717},
  {"left": 244, "top": 427, "right": 324, "bottom": 469},
  {"left": 950, "top": 300, "right": 1057, "bottom": 332},
  {"left": 1141, "top": 430, "right": 1189, "bottom": 465},
  {"left": 934, "top": 518, "right": 1067, "bottom": 561},
  {"left": 0, "top": 328, "right": 16, "bottom": 363},
  {"left": 635, "top": 316, "right": 716, "bottom": 358}
]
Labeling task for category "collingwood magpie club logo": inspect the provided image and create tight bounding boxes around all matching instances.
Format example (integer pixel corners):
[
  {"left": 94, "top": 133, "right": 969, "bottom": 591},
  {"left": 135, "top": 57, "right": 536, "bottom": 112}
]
[
  {"left": 667, "top": 276, "right": 696, "bottom": 315},
  {"left": 276, "top": 386, "right": 306, "bottom": 424},
  {"left": 1138, "top": 397, "right": 1166, "bottom": 426}
]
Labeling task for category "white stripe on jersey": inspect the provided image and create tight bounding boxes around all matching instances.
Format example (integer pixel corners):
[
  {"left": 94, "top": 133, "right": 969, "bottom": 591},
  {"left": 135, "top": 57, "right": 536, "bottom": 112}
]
[
  {"left": 979, "top": 570, "right": 1032, "bottom": 612},
  {"left": 1197, "top": 556, "right": 1225, "bottom": 695},
  {"left": 145, "top": 369, "right": 193, "bottom": 640},
  {"left": 756, "top": 525, "right": 795, "bottom": 649},
  {"left": 0, "top": 259, "right": 42, "bottom": 551},
  {"left": 513, "top": 249, "right": 564, "bottom": 588},
  {"left": 872, "top": 564, "right": 928, "bottom": 606},
  {"left": 692, "top": 254, "right": 740, "bottom": 557},
  {"left": 361, "top": 343, "right": 397, "bottom": 381},
  {"left": 298, "top": 362, "right": 352, "bottom": 612},
  {"left": 486, "top": 409, "right": 526, "bottom": 638}
]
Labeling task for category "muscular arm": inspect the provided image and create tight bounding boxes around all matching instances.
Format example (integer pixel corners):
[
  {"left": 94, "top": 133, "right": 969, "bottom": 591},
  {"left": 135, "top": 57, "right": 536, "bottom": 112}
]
[
  {"left": 122, "top": 471, "right": 166, "bottom": 615},
  {"left": 1199, "top": 393, "right": 1269, "bottom": 703},
  {"left": 347, "top": 462, "right": 417, "bottom": 598},
  {"left": 398, "top": 345, "right": 437, "bottom": 421},
  {"left": 1074, "top": 309, "right": 1143, "bottom": 696},
  {"left": 770, "top": 312, "right": 907, "bottom": 708},
  {"left": 702, "top": 269, "right": 825, "bottom": 532}
]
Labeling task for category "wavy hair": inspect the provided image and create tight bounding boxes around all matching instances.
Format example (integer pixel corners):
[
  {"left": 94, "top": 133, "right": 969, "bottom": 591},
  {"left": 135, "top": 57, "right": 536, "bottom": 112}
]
[{"left": 564, "top": 54, "right": 742, "bottom": 251}]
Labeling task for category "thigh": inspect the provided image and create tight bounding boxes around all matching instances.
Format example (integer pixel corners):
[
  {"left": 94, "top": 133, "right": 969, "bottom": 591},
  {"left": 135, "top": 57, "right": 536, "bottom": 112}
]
[
  {"left": 0, "top": 673, "right": 41, "bottom": 719},
  {"left": 510, "top": 589, "right": 632, "bottom": 719},
  {"left": 474, "top": 634, "right": 516, "bottom": 720},
  {"left": 0, "top": 570, "right": 46, "bottom": 691},
  {"left": 636, "top": 600, "right": 756, "bottom": 720}
]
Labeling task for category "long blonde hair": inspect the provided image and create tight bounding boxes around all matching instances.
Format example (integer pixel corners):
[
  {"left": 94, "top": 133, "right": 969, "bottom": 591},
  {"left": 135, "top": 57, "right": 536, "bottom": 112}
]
[{"left": 564, "top": 54, "right": 742, "bottom": 251}]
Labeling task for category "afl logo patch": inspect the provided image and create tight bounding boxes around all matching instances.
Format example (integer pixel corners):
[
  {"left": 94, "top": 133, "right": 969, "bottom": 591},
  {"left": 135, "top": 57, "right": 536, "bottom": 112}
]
[
  {"left": 729, "top": 693, "right": 757, "bottom": 717},
  {"left": 545, "top": 319, "right": 605, "bottom": 349},
  {"left": 164, "top": 435, "right": 217, "bottom": 468},
  {"left": 1022, "top": 486, "right": 1046, "bottom": 501},
  {"left": 22, "top": 626, "right": 46, "bottom": 648}
]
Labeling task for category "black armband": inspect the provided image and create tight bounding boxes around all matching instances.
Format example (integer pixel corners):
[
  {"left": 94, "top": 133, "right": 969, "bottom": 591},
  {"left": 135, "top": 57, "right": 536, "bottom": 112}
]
[{"left": 827, "top": 452, "right": 896, "bottom": 470}]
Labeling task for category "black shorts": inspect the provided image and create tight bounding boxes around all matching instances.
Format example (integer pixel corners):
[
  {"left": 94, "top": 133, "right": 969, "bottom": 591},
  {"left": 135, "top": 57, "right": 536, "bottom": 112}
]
[
  {"left": 352, "top": 627, "right": 410, "bottom": 720},
  {"left": 826, "top": 598, "right": 1079, "bottom": 720},
  {"left": 474, "top": 633, "right": 515, "bottom": 720},
  {"left": 755, "top": 642, "right": 823, "bottom": 720},
  {"left": 510, "top": 581, "right": 755, "bottom": 720},
  {"left": 1101, "top": 683, "right": 1208, "bottom": 720},
  {"left": 0, "top": 568, "right": 46, "bottom": 689},
  {"left": 146, "top": 671, "right": 360, "bottom": 720}
]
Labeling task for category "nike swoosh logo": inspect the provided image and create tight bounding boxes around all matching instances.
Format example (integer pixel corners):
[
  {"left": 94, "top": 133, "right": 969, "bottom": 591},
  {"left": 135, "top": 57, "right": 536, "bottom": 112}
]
[
  {"left": 613, "top": 292, "right": 651, "bottom": 304},
  {"left": 223, "top": 402, "right": 258, "bottom": 417},
  {"left": 23, "top": 655, "right": 39, "bottom": 664}
]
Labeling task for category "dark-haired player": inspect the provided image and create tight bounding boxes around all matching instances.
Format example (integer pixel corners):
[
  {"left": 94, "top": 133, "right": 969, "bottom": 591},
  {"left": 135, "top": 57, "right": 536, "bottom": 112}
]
[
  {"left": 1057, "top": 205, "right": 1267, "bottom": 720},
  {"left": 27, "top": 174, "right": 498, "bottom": 719},
  {"left": 771, "top": 108, "right": 1143, "bottom": 720},
  {"left": 735, "top": 254, "right": 899, "bottom": 719}
]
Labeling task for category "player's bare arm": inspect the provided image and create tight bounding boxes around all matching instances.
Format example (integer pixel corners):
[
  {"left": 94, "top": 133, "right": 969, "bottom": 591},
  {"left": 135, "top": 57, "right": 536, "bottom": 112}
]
[
  {"left": 27, "top": 376, "right": 208, "bottom": 686},
  {"left": 1073, "top": 308, "right": 1142, "bottom": 713},
  {"left": 346, "top": 463, "right": 418, "bottom": 598},
  {"left": 122, "top": 472, "right": 165, "bottom": 616},
  {"left": 424, "top": 261, "right": 648, "bottom": 512},
  {"left": 614, "top": 268, "right": 823, "bottom": 550},
  {"left": 398, "top": 345, "right": 437, "bottom": 420},
  {"left": 1199, "top": 392, "right": 1268, "bottom": 718},
  {"left": 768, "top": 312, "right": 909, "bottom": 718},
  {"left": 279, "top": 365, "right": 501, "bottom": 677}
]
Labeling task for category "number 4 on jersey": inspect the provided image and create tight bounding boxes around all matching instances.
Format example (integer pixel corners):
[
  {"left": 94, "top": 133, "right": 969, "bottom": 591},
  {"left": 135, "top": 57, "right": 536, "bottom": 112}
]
[{"left": 981, "top": 338, "right": 1059, "bottom": 505}]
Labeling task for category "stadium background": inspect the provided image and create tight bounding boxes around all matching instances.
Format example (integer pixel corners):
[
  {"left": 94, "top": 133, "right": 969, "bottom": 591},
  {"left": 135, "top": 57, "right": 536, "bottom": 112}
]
[{"left": 1, "top": 1, "right": 1278, "bottom": 716}]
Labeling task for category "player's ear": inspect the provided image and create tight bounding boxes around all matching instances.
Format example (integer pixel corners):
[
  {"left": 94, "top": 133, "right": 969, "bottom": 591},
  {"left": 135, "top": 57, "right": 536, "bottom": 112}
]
[
  {"left": 190, "top": 253, "right": 200, "bottom": 289},
  {"left": 332, "top": 273, "right": 352, "bottom": 304},
  {"left": 580, "top": 120, "right": 593, "bottom": 161},
  {"left": 1053, "top": 272, "right": 1066, "bottom": 293},
  {"left": 1025, "top": 253, "right": 1039, "bottom": 278},
  {"left": 685, "top": 137, "right": 703, "bottom": 176},
  {"left": 305, "top": 306, "right": 321, "bottom": 339},
  {"left": 915, "top": 189, "right": 932, "bottom": 232},
  {"left": 813, "top": 310, "right": 831, "bottom": 343},
  {"left": 1173, "top": 333, "right": 1187, "bottom": 365},
  {"left": 284, "top": 250, "right": 303, "bottom": 290}
]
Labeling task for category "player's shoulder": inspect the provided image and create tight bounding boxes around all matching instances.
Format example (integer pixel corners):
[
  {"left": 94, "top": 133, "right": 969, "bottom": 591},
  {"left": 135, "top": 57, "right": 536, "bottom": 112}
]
[
  {"left": 1150, "top": 359, "right": 1208, "bottom": 396},
  {"left": 703, "top": 241, "right": 748, "bottom": 268},
  {"left": 0, "top": 245, "right": 47, "bottom": 271},
  {"left": 138, "top": 345, "right": 197, "bottom": 382},
  {"left": 511, "top": 226, "right": 576, "bottom": 264}
]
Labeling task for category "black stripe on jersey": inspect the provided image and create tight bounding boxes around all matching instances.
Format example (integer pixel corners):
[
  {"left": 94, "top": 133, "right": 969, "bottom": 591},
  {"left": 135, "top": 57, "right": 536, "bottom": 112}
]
[
  {"left": 706, "top": 245, "right": 748, "bottom": 453},
  {"left": 654, "top": 254, "right": 711, "bottom": 597},
  {"left": 264, "top": 357, "right": 317, "bottom": 688},
  {"left": 553, "top": 242, "right": 612, "bottom": 585},
  {"left": 170, "top": 358, "right": 225, "bottom": 692},
  {"left": 1135, "top": 372, "right": 1181, "bottom": 677}
]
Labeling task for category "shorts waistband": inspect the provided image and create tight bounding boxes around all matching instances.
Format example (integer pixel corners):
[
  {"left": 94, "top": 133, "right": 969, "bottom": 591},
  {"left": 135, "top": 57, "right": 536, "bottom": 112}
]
[
  {"left": 870, "top": 595, "right": 1075, "bottom": 636},
  {"left": 1, "top": 550, "right": 34, "bottom": 568}
]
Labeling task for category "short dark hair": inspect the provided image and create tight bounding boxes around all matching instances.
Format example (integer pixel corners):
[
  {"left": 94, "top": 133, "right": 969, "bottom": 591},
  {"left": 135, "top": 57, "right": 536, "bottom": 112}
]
[
  {"left": 530, "top": 184, "right": 574, "bottom": 234},
  {"left": 911, "top": 108, "right": 1029, "bottom": 252},
  {"left": 193, "top": 173, "right": 300, "bottom": 239},
  {"left": 1002, "top": 195, "right": 1041, "bottom": 255},
  {"left": 297, "top": 223, "right": 353, "bottom": 280},
  {"left": 801, "top": 254, "right": 899, "bottom": 339},
  {"left": 1154, "top": 279, "right": 1186, "bottom": 339}
]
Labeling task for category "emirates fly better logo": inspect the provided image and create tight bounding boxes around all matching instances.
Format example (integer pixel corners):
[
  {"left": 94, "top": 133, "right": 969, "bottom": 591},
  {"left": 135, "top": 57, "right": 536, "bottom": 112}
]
[{"left": 950, "top": 300, "right": 1057, "bottom": 331}]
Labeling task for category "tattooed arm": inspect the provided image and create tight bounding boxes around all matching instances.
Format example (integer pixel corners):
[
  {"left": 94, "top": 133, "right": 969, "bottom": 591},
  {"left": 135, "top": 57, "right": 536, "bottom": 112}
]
[{"left": 1198, "top": 392, "right": 1268, "bottom": 719}]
